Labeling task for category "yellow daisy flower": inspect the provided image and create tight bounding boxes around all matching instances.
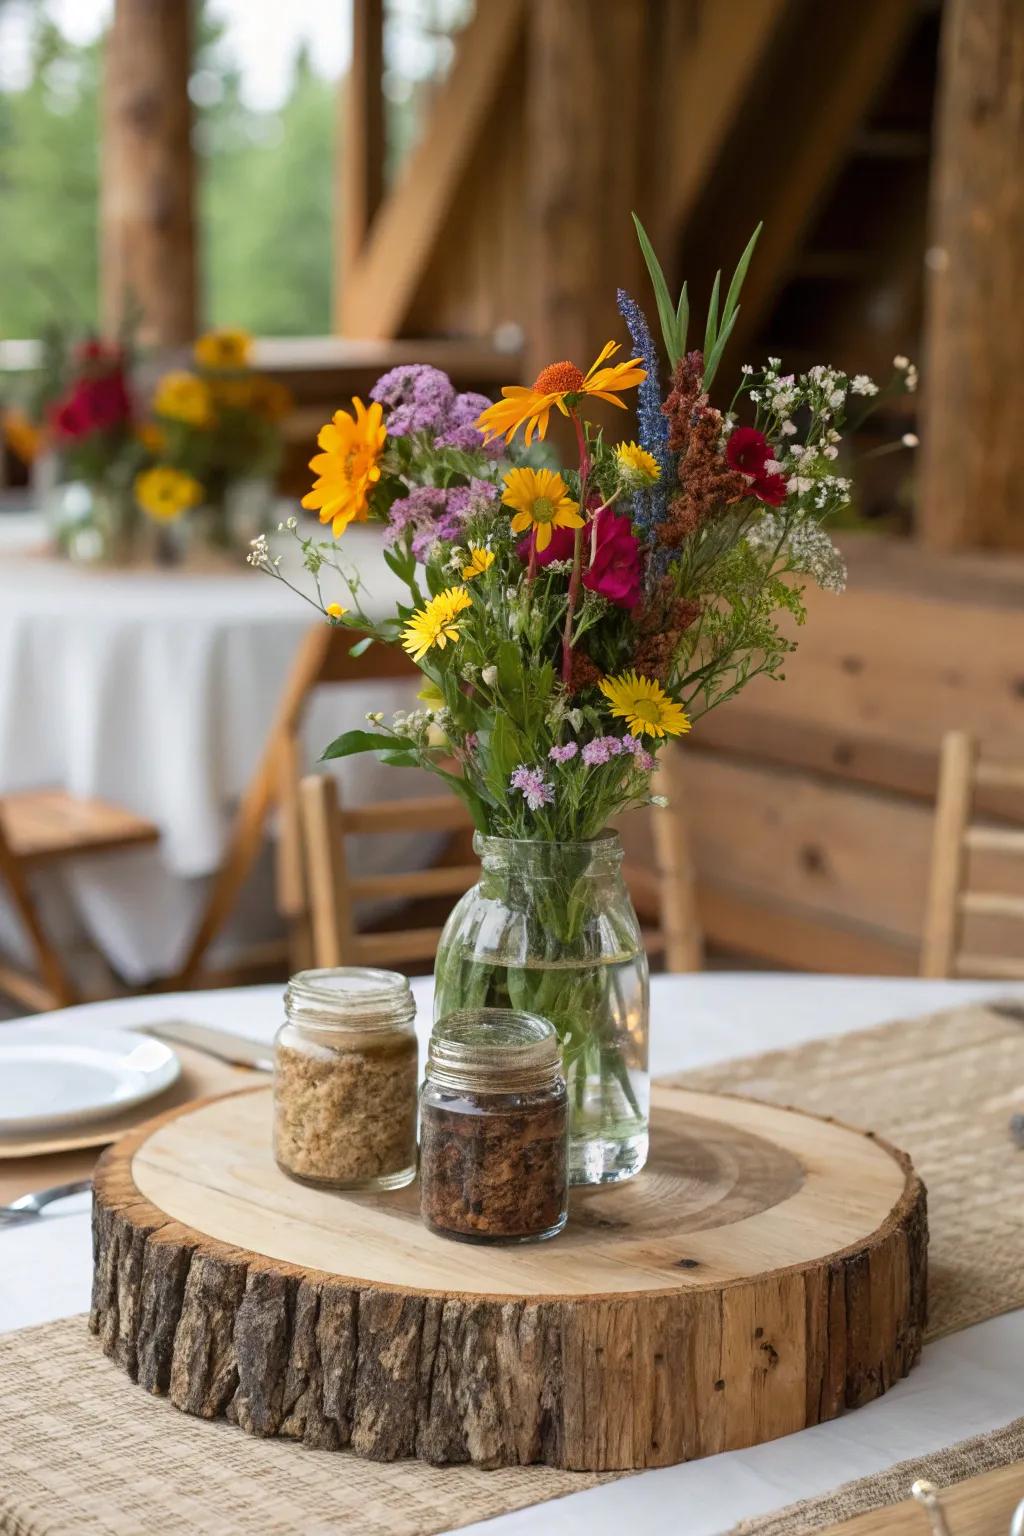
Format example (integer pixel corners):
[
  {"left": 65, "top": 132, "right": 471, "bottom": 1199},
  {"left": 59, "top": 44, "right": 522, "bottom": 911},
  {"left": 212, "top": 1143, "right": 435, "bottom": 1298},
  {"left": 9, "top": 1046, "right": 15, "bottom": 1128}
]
[
  {"left": 194, "top": 328, "right": 252, "bottom": 371},
  {"left": 599, "top": 670, "right": 691, "bottom": 739},
  {"left": 325, "top": 602, "right": 347, "bottom": 620},
  {"left": 301, "top": 397, "right": 387, "bottom": 538},
  {"left": 134, "top": 466, "right": 203, "bottom": 523},
  {"left": 461, "top": 546, "right": 495, "bottom": 580},
  {"left": 476, "top": 342, "right": 646, "bottom": 445},
  {"left": 615, "top": 440, "right": 661, "bottom": 484},
  {"left": 2, "top": 407, "right": 42, "bottom": 464},
  {"left": 401, "top": 586, "right": 472, "bottom": 663},
  {"left": 501, "top": 467, "right": 583, "bottom": 553},
  {"left": 153, "top": 370, "right": 212, "bottom": 427}
]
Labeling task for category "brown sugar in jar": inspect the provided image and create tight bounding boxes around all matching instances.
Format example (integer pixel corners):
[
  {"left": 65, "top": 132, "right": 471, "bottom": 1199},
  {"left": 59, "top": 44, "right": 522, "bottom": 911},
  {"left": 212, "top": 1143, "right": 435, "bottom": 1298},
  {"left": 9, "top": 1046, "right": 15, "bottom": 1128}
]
[
  {"left": 419, "top": 1009, "right": 568, "bottom": 1244},
  {"left": 273, "top": 968, "right": 417, "bottom": 1191}
]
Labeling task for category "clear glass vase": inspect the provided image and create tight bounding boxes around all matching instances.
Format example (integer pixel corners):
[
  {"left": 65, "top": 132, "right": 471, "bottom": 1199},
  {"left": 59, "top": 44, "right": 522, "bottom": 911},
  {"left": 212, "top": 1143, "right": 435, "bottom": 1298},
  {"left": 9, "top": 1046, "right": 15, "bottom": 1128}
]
[{"left": 433, "top": 833, "right": 650, "bottom": 1186}]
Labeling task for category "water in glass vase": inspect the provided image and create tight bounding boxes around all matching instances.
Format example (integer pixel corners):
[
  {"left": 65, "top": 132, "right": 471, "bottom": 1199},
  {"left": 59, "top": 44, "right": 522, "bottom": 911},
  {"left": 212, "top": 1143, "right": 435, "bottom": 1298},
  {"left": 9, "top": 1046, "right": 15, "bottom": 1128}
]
[{"left": 434, "top": 948, "right": 650, "bottom": 1186}]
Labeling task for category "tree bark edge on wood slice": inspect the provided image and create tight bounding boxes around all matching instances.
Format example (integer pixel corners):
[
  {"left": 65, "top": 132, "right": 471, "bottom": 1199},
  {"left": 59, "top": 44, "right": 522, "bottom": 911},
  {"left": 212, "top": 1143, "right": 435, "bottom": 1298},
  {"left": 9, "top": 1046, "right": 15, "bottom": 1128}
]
[{"left": 90, "top": 1088, "right": 928, "bottom": 1471}]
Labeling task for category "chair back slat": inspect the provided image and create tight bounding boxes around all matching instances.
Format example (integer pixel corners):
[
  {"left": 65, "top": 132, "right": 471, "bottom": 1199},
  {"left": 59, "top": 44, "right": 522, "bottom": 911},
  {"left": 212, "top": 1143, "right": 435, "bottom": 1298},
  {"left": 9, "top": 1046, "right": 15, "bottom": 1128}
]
[{"left": 922, "top": 730, "right": 1024, "bottom": 978}]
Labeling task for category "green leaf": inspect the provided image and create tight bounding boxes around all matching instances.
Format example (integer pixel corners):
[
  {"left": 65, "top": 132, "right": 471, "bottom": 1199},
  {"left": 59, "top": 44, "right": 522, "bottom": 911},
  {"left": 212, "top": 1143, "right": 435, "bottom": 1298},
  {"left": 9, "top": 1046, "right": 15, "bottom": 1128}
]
[
  {"left": 703, "top": 269, "right": 721, "bottom": 359},
  {"left": 377, "top": 750, "right": 420, "bottom": 767},
  {"left": 721, "top": 221, "right": 762, "bottom": 333},
  {"left": 674, "top": 280, "right": 689, "bottom": 360},
  {"left": 632, "top": 211, "right": 682, "bottom": 368},
  {"left": 702, "top": 305, "right": 740, "bottom": 391},
  {"left": 321, "top": 729, "right": 412, "bottom": 761}
]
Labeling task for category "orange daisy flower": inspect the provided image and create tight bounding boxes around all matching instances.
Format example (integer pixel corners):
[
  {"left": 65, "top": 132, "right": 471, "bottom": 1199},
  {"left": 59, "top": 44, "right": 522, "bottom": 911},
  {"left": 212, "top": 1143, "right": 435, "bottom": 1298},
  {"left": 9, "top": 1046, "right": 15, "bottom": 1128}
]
[
  {"left": 301, "top": 398, "right": 387, "bottom": 538},
  {"left": 476, "top": 342, "right": 646, "bottom": 445}
]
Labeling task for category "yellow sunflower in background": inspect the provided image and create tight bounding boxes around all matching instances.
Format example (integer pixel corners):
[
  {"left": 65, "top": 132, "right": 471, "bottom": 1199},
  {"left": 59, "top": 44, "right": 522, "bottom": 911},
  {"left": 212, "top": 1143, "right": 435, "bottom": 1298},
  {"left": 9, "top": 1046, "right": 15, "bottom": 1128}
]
[
  {"left": 461, "top": 546, "right": 495, "bottom": 579},
  {"left": 302, "top": 398, "right": 387, "bottom": 538},
  {"left": 153, "top": 371, "right": 212, "bottom": 427},
  {"left": 502, "top": 466, "right": 583, "bottom": 552},
  {"left": 476, "top": 342, "right": 646, "bottom": 445},
  {"left": 134, "top": 466, "right": 203, "bottom": 523},
  {"left": 401, "top": 587, "right": 473, "bottom": 663},
  {"left": 599, "top": 671, "right": 691, "bottom": 739},
  {"left": 194, "top": 328, "right": 252, "bottom": 371}
]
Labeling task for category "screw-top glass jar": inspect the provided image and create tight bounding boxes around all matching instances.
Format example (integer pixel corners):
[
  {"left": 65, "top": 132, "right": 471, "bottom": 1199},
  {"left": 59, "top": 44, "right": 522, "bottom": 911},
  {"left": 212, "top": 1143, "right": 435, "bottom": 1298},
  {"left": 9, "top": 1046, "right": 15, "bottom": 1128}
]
[
  {"left": 419, "top": 1008, "right": 569, "bottom": 1244},
  {"left": 273, "top": 967, "right": 418, "bottom": 1191}
]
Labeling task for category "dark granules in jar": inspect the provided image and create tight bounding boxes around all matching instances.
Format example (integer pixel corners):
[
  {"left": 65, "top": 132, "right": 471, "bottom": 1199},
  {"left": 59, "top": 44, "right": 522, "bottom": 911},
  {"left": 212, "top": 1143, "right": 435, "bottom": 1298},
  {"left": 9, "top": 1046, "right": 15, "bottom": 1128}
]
[{"left": 419, "top": 1094, "right": 567, "bottom": 1240}]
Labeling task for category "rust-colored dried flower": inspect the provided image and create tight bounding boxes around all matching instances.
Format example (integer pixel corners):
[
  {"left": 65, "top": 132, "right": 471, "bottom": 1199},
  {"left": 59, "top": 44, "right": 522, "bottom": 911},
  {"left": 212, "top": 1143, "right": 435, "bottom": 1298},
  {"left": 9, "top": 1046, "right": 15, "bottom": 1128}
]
[{"left": 568, "top": 649, "right": 603, "bottom": 696}]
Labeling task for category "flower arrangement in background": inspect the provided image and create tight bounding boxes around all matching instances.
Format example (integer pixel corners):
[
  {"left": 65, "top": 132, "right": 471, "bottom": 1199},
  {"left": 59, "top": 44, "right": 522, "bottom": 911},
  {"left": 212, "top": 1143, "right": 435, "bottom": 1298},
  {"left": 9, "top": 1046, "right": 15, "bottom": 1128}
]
[
  {"left": 140, "top": 328, "right": 290, "bottom": 536},
  {"left": 251, "top": 219, "right": 916, "bottom": 841},
  {"left": 42, "top": 336, "right": 144, "bottom": 490}
]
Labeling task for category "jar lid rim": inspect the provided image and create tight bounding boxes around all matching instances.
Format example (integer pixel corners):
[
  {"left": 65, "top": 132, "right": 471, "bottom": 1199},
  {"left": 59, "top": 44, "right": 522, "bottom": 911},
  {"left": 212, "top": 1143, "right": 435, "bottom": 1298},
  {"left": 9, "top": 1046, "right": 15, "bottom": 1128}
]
[
  {"left": 427, "top": 1008, "right": 562, "bottom": 1091},
  {"left": 285, "top": 967, "right": 413, "bottom": 1024}
]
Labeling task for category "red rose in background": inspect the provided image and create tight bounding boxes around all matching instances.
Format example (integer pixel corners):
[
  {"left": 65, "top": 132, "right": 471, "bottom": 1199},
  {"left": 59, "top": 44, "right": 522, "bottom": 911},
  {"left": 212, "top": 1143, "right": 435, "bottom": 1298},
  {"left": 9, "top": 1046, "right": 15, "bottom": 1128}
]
[
  {"left": 50, "top": 366, "right": 132, "bottom": 441},
  {"left": 517, "top": 504, "right": 642, "bottom": 610},
  {"left": 725, "top": 426, "right": 770, "bottom": 475}
]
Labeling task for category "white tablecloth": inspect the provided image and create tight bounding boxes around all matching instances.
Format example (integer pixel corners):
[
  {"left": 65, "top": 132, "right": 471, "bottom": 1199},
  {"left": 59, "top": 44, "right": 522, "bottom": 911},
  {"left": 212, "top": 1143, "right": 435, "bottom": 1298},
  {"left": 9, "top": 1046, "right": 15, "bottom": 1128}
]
[
  {"left": 0, "top": 518, "right": 421, "bottom": 980},
  {"left": 1, "top": 972, "right": 1022, "bottom": 1536}
]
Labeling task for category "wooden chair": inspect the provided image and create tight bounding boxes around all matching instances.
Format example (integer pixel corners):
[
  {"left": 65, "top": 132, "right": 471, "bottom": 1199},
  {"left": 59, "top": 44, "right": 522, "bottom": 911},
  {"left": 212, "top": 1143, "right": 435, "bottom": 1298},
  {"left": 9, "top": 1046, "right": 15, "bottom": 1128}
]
[
  {"left": 174, "top": 625, "right": 416, "bottom": 988},
  {"left": 299, "top": 772, "right": 478, "bottom": 968},
  {"left": 921, "top": 730, "right": 1024, "bottom": 979},
  {"left": 0, "top": 789, "right": 159, "bottom": 1011},
  {"left": 628, "top": 742, "right": 703, "bottom": 972},
  {"left": 299, "top": 740, "right": 703, "bottom": 974}
]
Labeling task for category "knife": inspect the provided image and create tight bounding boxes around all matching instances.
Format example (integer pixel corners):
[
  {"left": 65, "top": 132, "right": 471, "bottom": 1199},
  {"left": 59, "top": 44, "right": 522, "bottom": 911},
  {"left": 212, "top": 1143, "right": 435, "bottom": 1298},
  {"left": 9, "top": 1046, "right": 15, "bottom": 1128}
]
[{"left": 134, "top": 1020, "right": 274, "bottom": 1073}]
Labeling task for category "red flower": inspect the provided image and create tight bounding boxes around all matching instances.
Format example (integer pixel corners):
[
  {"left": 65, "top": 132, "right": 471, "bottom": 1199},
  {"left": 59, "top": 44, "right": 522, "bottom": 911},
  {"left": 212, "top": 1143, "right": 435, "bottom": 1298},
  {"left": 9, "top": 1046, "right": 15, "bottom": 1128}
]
[
  {"left": 517, "top": 522, "right": 577, "bottom": 566},
  {"left": 518, "top": 504, "right": 642, "bottom": 609},
  {"left": 50, "top": 369, "right": 132, "bottom": 440},
  {"left": 725, "top": 426, "right": 771, "bottom": 475},
  {"left": 582, "top": 506, "right": 642, "bottom": 609},
  {"left": 750, "top": 468, "right": 787, "bottom": 506}
]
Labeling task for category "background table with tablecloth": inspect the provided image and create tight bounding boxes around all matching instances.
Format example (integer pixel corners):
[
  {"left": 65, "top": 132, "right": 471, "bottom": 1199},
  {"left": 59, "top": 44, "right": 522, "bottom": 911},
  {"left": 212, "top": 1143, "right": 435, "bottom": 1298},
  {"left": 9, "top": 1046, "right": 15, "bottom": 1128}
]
[{"left": 0, "top": 515, "right": 423, "bottom": 981}]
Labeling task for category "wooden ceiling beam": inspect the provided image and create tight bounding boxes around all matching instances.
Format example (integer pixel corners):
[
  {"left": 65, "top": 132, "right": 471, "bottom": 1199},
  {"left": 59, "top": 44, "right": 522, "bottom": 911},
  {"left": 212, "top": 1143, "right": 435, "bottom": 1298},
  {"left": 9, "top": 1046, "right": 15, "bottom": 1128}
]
[
  {"left": 335, "top": 0, "right": 384, "bottom": 326},
  {"left": 337, "top": 0, "right": 526, "bottom": 339},
  {"left": 726, "top": 0, "right": 919, "bottom": 360}
]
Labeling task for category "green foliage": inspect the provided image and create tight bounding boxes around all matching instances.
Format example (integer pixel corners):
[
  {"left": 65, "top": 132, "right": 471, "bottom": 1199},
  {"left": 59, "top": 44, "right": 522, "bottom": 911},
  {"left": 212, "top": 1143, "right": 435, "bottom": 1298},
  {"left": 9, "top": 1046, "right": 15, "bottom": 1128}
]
[{"left": 0, "top": 8, "right": 336, "bottom": 340}]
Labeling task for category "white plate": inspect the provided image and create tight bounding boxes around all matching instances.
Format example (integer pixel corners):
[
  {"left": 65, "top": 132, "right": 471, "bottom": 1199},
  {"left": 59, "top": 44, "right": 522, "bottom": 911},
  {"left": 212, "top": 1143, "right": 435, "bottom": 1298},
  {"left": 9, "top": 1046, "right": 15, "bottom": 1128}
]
[{"left": 0, "top": 1024, "right": 180, "bottom": 1136}]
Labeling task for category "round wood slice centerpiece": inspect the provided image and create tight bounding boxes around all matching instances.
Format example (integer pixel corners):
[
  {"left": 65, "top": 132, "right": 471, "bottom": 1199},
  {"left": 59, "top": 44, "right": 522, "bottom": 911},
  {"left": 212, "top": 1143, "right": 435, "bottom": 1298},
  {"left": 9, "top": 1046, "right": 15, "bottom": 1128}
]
[{"left": 90, "top": 1084, "right": 927, "bottom": 1471}]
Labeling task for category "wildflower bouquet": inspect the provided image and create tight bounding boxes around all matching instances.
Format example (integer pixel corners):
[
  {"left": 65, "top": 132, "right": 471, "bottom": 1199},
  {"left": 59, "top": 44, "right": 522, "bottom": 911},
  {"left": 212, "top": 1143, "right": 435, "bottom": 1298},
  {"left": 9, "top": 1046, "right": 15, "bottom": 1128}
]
[
  {"left": 253, "top": 219, "right": 914, "bottom": 1182},
  {"left": 140, "top": 328, "right": 290, "bottom": 542}
]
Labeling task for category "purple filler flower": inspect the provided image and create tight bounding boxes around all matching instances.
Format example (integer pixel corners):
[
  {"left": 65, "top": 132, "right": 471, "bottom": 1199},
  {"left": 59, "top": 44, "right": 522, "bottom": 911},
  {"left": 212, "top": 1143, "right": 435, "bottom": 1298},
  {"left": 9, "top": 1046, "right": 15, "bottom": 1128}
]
[
  {"left": 510, "top": 764, "right": 555, "bottom": 812},
  {"left": 581, "top": 736, "right": 625, "bottom": 766},
  {"left": 549, "top": 742, "right": 579, "bottom": 764},
  {"left": 370, "top": 365, "right": 455, "bottom": 437},
  {"left": 620, "top": 736, "right": 655, "bottom": 773}
]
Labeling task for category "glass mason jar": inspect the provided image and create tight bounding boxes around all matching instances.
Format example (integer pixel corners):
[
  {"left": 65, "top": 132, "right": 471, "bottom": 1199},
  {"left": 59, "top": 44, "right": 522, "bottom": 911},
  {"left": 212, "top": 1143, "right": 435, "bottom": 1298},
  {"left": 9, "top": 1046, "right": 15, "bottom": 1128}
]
[
  {"left": 273, "top": 967, "right": 418, "bottom": 1191},
  {"left": 433, "top": 834, "right": 650, "bottom": 1187},
  {"left": 420, "top": 1008, "right": 568, "bottom": 1244}
]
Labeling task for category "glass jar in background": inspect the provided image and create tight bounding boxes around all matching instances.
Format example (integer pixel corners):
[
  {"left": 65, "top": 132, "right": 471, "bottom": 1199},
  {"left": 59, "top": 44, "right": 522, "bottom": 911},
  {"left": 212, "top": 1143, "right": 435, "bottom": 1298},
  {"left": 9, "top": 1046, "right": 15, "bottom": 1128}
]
[
  {"left": 419, "top": 1008, "right": 569, "bottom": 1244},
  {"left": 273, "top": 967, "right": 418, "bottom": 1191}
]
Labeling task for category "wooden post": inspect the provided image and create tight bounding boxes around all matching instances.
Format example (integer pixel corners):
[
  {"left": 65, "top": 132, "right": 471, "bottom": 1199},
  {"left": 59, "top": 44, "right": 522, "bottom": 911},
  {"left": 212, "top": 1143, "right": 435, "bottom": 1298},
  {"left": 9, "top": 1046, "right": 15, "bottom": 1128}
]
[
  {"left": 335, "top": 0, "right": 385, "bottom": 330},
  {"left": 524, "top": 0, "right": 646, "bottom": 379},
  {"left": 101, "top": 0, "right": 197, "bottom": 345},
  {"left": 918, "top": 0, "right": 1024, "bottom": 551}
]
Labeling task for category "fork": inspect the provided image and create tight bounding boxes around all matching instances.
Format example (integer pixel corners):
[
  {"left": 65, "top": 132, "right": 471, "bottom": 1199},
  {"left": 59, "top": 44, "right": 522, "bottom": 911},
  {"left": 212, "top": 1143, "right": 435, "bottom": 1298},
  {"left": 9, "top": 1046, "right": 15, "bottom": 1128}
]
[{"left": 0, "top": 1178, "right": 92, "bottom": 1226}]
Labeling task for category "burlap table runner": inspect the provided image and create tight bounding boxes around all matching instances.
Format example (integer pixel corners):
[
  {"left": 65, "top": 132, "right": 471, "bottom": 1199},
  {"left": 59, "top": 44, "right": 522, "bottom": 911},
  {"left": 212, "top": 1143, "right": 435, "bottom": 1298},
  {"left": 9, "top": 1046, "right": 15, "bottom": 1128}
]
[
  {"left": 674, "top": 1000, "right": 1024, "bottom": 1339},
  {"left": 1, "top": 1001, "right": 1021, "bottom": 1535}
]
